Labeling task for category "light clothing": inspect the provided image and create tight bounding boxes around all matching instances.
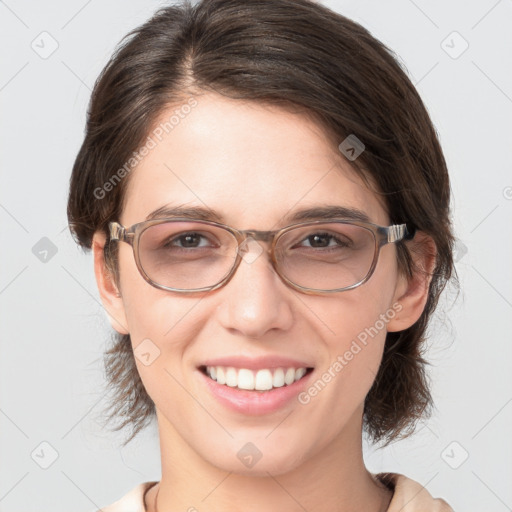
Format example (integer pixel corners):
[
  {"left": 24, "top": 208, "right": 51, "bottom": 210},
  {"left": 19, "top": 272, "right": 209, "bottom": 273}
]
[{"left": 95, "top": 472, "right": 454, "bottom": 511}]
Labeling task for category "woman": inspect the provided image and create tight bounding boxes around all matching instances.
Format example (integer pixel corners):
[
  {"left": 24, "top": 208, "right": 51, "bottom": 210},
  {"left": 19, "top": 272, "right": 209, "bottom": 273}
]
[{"left": 67, "top": 0, "right": 456, "bottom": 510}]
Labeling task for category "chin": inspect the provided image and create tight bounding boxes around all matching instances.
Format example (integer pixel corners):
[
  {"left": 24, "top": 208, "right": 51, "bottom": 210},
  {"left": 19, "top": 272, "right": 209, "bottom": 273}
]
[{"left": 200, "top": 440, "right": 308, "bottom": 477}]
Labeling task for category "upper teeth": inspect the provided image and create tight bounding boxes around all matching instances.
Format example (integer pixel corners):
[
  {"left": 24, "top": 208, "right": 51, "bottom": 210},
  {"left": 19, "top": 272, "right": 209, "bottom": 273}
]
[{"left": 206, "top": 366, "right": 308, "bottom": 391}]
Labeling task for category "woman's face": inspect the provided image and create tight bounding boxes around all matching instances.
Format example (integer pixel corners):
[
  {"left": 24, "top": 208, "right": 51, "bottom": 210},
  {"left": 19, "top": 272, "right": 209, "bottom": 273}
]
[{"left": 98, "top": 92, "right": 412, "bottom": 475}]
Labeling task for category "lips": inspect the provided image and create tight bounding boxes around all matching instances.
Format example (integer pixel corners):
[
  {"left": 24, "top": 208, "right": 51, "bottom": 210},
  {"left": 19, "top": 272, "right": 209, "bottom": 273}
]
[{"left": 198, "top": 360, "right": 315, "bottom": 415}]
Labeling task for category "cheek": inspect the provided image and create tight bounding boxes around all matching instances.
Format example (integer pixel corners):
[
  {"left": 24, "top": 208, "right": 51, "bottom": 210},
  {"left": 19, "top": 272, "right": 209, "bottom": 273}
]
[
  {"left": 303, "top": 254, "right": 401, "bottom": 409},
  {"left": 316, "top": 261, "right": 399, "bottom": 354},
  {"left": 122, "top": 285, "right": 206, "bottom": 362},
  {"left": 313, "top": 292, "right": 391, "bottom": 391},
  {"left": 116, "top": 245, "right": 193, "bottom": 339},
  {"left": 120, "top": 288, "right": 209, "bottom": 416},
  {"left": 115, "top": 248, "right": 206, "bottom": 384}
]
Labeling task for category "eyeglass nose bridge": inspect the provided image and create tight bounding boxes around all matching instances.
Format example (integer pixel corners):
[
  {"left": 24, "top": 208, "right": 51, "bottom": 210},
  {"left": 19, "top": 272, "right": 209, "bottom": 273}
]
[
  {"left": 232, "top": 228, "right": 280, "bottom": 256},
  {"left": 232, "top": 230, "right": 279, "bottom": 267},
  {"left": 235, "top": 229, "right": 276, "bottom": 243}
]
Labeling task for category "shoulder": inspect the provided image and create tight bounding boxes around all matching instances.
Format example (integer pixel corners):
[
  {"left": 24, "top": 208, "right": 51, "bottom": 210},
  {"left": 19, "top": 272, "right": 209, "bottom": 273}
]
[
  {"left": 375, "top": 472, "right": 454, "bottom": 512},
  {"left": 93, "top": 481, "right": 158, "bottom": 512}
]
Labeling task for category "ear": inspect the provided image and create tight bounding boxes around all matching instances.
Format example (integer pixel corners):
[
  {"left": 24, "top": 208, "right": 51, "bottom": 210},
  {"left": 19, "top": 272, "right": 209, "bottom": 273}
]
[
  {"left": 387, "top": 231, "right": 436, "bottom": 332},
  {"left": 92, "top": 231, "right": 130, "bottom": 335}
]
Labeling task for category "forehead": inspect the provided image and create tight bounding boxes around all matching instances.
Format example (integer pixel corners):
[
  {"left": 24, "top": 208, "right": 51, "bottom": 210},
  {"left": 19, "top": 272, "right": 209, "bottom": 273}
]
[{"left": 122, "top": 93, "right": 388, "bottom": 228}]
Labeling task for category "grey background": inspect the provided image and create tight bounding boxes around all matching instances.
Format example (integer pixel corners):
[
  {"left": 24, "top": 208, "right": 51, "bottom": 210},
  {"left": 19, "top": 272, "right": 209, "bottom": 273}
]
[{"left": 1, "top": 0, "right": 511, "bottom": 510}]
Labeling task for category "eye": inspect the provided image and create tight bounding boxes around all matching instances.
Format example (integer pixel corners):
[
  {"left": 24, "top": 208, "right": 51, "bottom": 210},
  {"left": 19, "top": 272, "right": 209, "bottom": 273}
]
[
  {"left": 298, "top": 232, "right": 351, "bottom": 249},
  {"left": 164, "top": 232, "right": 216, "bottom": 249}
]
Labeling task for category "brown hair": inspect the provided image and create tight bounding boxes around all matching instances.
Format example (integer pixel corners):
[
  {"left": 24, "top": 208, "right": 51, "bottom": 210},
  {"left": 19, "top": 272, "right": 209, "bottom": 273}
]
[{"left": 67, "top": 0, "right": 456, "bottom": 446}]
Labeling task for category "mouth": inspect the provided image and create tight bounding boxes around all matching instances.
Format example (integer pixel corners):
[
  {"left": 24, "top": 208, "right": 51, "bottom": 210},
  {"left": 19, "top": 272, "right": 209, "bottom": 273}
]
[{"left": 199, "top": 365, "right": 314, "bottom": 392}]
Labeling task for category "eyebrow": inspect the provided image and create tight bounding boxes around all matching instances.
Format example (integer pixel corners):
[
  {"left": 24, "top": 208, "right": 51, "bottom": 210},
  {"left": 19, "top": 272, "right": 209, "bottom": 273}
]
[{"left": 145, "top": 204, "right": 371, "bottom": 225}]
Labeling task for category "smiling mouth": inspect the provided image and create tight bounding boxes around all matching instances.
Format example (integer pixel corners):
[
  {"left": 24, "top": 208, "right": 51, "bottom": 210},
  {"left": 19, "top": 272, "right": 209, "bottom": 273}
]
[{"left": 199, "top": 365, "right": 314, "bottom": 392}]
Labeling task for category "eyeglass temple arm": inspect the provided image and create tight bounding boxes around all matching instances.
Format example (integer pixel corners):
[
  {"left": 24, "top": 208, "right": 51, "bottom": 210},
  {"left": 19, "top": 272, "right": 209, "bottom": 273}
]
[
  {"left": 109, "top": 222, "right": 125, "bottom": 242},
  {"left": 386, "top": 223, "right": 416, "bottom": 243}
]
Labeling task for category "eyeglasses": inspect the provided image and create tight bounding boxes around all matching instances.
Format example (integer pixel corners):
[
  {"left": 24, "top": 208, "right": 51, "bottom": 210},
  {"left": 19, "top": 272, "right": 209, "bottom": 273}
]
[{"left": 108, "top": 218, "right": 414, "bottom": 294}]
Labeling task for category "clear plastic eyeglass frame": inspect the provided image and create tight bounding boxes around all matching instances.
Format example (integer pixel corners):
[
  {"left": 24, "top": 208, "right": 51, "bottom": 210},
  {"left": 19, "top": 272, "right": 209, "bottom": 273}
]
[{"left": 108, "top": 217, "right": 415, "bottom": 295}]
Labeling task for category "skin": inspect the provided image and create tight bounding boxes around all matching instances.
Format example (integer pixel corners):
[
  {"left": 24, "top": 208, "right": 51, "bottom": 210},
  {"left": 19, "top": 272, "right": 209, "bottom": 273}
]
[{"left": 93, "top": 92, "right": 435, "bottom": 512}]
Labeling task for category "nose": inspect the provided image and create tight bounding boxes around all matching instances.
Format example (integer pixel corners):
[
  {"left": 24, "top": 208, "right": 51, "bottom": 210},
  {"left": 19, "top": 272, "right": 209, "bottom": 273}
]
[{"left": 215, "top": 239, "right": 294, "bottom": 338}]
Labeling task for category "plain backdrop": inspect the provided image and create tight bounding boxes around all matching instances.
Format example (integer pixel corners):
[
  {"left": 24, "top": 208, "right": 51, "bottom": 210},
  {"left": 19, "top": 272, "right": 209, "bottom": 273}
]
[{"left": 1, "top": 0, "right": 511, "bottom": 510}]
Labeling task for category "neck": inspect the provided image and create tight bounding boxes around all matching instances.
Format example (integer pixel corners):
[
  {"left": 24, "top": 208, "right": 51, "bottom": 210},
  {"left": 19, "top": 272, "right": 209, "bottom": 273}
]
[{"left": 146, "top": 407, "right": 392, "bottom": 512}]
